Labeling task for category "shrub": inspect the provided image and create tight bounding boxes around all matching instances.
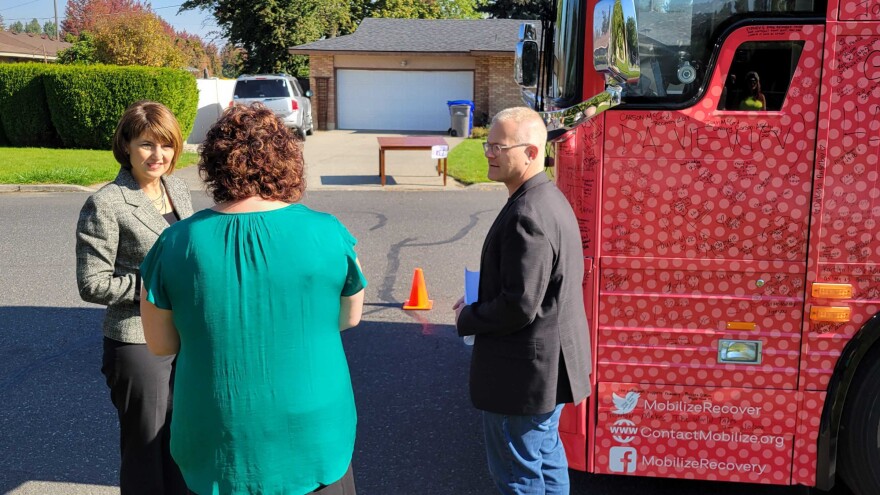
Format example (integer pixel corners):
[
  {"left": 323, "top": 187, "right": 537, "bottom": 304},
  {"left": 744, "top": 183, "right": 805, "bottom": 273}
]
[
  {"left": 0, "top": 63, "right": 62, "bottom": 147},
  {"left": 45, "top": 64, "right": 198, "bottom": 149},
  {"left": 469, "top": 126, "right": 489, "bottom": 140}
]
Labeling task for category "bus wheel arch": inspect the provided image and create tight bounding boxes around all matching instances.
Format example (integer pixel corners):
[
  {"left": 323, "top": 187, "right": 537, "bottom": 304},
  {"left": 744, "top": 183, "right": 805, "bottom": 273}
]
[{"left": 815, "top": 313, "right": 880, "bottom": 493}]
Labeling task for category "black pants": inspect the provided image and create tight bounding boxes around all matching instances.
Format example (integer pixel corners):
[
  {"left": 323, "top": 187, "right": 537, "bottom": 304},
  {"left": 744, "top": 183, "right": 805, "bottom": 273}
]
[
  {"left": 102, "top": 337, "right": 188, "bottom": 495},
  {"left": 312, "top": 464, "right": 357, "bottom": 495}
]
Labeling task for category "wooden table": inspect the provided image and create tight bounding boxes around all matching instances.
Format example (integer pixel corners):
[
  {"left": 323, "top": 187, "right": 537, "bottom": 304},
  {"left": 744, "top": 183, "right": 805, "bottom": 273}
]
[{"left": 377, "top": 136, "right": 448, "bottom": 186}]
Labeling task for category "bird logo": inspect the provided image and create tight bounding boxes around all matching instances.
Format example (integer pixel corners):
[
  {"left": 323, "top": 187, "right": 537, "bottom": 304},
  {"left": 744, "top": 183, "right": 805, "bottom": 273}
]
[{"left": 612, "top": 391, "right": 640, "bottom": 415}]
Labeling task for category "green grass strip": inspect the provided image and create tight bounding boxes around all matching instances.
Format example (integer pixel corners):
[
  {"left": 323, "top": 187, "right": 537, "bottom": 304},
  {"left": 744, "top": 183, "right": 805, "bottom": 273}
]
[
  {"left": 0, "top": 148, "right": 199, "bottom": 186},
  {"left": 447, "top": 138, "right": 491, "bottom": 185}
]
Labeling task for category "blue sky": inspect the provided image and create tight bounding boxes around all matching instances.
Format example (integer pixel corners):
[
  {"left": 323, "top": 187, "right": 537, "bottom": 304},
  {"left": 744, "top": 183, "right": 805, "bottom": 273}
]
[{"left": 1, "top": 0, "right": 223, "bottom": 44}]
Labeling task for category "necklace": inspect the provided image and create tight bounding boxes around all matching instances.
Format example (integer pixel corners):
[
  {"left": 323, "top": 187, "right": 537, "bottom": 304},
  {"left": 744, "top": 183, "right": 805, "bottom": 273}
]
[{"left": 147, "top": 182, "right": 166, "bottom": 214}]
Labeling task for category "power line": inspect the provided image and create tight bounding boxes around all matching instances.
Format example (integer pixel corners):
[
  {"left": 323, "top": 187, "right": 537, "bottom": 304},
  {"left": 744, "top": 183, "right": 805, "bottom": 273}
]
[{"left": 0, "top": 0, "right": 44, "bottom": 13}]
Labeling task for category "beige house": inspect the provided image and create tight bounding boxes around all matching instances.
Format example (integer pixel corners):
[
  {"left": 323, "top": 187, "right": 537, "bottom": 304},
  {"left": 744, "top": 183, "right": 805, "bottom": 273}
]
[
  {"left": 0, "top": 31, "right": 70, "bottom": 63},
  {"left": 289, "top": 18, "right": 534, "bottom": 132}
]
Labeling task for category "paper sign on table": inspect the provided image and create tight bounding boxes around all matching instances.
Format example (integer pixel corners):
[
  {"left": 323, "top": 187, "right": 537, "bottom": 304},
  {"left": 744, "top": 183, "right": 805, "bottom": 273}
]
[{"left": 431, "top": 145, "right": 449, "bottom": 159}]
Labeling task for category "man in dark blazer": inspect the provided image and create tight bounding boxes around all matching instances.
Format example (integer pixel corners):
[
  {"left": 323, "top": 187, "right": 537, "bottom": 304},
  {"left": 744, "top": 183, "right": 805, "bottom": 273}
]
[{"left": 454, "top": 107, "right": 590, "bottom": 495}]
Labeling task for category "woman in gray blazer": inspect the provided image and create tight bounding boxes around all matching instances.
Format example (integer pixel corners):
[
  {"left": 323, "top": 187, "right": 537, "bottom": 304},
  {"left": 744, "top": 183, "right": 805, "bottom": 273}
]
[{"left": 76, "top": 101, "right": 194, "bottom": 495}]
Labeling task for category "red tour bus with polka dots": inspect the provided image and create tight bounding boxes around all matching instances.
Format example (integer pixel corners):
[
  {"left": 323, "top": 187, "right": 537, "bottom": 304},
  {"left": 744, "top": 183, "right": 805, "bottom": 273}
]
[{"left": 514, "top": 0, "right": 880, "bottom": 493}]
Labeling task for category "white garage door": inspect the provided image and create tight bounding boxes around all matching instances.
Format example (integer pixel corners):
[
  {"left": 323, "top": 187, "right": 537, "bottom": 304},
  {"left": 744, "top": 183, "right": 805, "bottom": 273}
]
[{"left": 337, "top": 70, "right": 473, "bottom": 131}]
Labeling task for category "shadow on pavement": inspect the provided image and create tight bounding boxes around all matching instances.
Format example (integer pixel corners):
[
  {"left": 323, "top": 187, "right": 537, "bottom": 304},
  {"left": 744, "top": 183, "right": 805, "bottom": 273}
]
[
  {"left": 0, "top": 306, "right": 117, "bottom": 493},
  {"left": 321, "top": 175, "right": 390, "bottom": 186}
]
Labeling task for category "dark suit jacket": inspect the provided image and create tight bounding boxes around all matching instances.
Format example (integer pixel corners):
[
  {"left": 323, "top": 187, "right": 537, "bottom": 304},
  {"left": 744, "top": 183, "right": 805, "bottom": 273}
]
[
  {"left": 457, "top": 173, "right": 590, "bottom": 415},
  {"left": 76, "top": 168, "right": 193, "bottom": 343}
]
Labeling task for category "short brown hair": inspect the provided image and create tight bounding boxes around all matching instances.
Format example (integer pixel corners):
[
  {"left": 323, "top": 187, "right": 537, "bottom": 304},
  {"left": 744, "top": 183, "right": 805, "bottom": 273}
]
[
  {"left": 199, "top": 103, "right": 305, "bottom": 203},
  {"left": 112, "top": 101, "right": 183, "bottom": 172}
]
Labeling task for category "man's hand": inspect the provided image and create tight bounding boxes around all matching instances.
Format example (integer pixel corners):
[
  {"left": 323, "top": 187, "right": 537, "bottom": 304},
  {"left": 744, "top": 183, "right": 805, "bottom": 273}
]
[{"left": 452, "top": 296, "right": 466, "bottom": 324}]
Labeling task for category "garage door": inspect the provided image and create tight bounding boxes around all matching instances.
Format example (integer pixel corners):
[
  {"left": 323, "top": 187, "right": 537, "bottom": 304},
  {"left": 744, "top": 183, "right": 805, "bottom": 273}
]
[{"left": 337, "top": 70, "right": 473, "bottom": 131}]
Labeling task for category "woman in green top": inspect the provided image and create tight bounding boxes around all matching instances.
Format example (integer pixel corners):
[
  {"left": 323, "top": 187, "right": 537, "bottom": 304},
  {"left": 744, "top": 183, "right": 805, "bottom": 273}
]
[
  {"left": 739, "top": 71, "right": 767, "bottom": 111},
  {"left": 139, "top": 103, "right": 367, "bottom": 495}
]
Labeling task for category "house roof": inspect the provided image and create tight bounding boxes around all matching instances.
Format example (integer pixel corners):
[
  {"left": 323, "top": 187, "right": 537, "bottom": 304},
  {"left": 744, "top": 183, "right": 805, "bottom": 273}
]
[
  {"left": 289, "top": 18, "right": 540, "bottom": 55},
  {"left": 0, "top": 31, "right": 71, "bottom": 61}
]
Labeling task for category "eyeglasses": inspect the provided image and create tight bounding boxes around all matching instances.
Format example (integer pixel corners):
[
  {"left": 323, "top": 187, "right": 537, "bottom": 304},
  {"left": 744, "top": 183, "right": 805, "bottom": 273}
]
[{"left": 483, "top": 142, "right": 531, "bottom": 155}]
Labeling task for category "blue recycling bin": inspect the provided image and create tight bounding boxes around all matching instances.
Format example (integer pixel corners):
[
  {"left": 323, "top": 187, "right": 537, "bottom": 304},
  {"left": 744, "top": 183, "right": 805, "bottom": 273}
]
[{"left": 447, "top": 100, "right": 474, "bottom": 137}]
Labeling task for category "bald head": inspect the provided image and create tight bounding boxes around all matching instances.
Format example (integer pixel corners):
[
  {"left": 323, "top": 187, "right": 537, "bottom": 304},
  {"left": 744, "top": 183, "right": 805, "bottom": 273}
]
[{"left": 491, "top": 107, "right": 548, "bottom": 152}]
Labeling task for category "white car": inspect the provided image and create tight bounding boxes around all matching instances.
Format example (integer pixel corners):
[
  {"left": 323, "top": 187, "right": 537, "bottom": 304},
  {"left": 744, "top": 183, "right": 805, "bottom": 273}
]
[{"left": 231, "top": 74, "right": 314, "bottom": 137}]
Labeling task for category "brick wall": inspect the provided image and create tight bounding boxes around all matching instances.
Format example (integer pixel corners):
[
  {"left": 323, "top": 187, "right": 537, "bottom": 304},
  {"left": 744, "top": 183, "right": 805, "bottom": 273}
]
[
  {"left": 474, "top": 57, "right": 490, "bottom": 126},
  {"left": 487, "top": 56, "right": 524, "bottom": 119},
  {"left": 309, "top": 54, "right": 336, "bottom": 130}
]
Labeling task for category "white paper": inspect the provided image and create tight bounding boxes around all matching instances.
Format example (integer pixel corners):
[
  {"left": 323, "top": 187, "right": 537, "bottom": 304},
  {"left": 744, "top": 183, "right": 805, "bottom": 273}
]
[
  {"left": 431, "top": 145, "right": 449, "bottom": 159},
  {"left": 463, "top": 269, "right": 479, "bottom": 345}
]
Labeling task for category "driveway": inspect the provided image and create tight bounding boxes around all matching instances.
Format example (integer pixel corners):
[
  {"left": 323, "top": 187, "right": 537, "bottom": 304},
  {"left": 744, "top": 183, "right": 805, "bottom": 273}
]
[{"left": 180, "top": 131, "right": 476, "bottom": 192}]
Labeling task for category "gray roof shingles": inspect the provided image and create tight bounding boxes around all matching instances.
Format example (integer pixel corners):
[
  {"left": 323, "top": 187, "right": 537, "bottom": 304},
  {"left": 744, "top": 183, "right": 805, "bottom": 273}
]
[
  {"left": 290, "top": 18, "right": 540, "bottom": 54},
  {"left": 0, "top": 31, "right": 71, "bottom": 59}
]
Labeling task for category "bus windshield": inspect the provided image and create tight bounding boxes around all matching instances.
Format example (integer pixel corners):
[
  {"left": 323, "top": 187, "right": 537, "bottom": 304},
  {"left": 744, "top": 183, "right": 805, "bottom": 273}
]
[
  {"left": 625, "top": 0, "right": 825, "bottom": 103},
  {"left": 551, "top": 0, "right": 826, "bottom": 107}
]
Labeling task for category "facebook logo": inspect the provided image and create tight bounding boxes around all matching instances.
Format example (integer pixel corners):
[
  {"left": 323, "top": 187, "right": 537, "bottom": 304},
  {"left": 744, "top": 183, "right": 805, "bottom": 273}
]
[{"left": 609, "top": 447, "right": 637, "bottom": 473}]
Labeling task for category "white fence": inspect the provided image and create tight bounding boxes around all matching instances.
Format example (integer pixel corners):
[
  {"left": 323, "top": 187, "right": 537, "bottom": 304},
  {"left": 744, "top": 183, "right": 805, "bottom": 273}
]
[{"left": 187, "top": 78, "right": 237, "bottom": 144}]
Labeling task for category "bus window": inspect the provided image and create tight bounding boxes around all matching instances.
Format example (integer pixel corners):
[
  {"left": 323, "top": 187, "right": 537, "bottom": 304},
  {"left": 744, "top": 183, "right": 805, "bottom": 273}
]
[{"left": 719, "top": 41, "right": 805, "bottom": 111}]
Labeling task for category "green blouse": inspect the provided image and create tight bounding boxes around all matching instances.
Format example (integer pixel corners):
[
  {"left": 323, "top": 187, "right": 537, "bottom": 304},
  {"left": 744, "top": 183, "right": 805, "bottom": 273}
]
[{"left": 141, "top": 204, "right": 366, "bottom": 495}]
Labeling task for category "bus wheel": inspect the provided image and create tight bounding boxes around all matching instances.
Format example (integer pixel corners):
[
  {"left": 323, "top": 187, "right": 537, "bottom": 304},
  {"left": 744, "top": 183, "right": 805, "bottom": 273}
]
[{"left": 839, "top": 345, "right": 880, "bottom": 495}]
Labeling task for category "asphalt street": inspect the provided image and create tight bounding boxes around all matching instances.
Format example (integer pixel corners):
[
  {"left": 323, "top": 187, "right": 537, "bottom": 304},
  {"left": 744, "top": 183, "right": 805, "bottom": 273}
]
[{"left": 0, "top": 190, "right": 843, "bottom": 495}]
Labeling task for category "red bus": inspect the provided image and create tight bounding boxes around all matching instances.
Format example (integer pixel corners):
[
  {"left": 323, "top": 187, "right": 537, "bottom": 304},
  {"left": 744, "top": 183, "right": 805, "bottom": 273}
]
[{"left": 514, "top": 0, "right": 880, "bottom": 493}]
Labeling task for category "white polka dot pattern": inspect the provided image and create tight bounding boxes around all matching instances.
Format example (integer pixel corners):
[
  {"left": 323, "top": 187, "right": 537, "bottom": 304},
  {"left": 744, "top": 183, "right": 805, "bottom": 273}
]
[
  {"left": 597, "top": 25, "right": 820, "bottom": 389},
  {"left": 792, "top": 391, "right": 825, "bottom": 485},
  {"left": 837, "top": 0, "right": 880, "bottom": 20},
  {"left": 546, "top": 23, "right": 872, "bottom": 486},
  {"left": 802, "top": 21, "right": 880, "bottom": 395}
]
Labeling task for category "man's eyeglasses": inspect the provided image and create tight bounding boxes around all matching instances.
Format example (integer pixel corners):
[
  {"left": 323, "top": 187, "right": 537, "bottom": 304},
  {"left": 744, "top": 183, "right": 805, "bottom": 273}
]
[{"left": 483, "top": 142, "right": 530, "bottom": 155}]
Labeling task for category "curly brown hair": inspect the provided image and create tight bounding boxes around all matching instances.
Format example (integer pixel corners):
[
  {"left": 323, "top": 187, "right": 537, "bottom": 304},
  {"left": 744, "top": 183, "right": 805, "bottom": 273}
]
[{"left": 199, "top": 103, "right": 305, "bottom": 203}]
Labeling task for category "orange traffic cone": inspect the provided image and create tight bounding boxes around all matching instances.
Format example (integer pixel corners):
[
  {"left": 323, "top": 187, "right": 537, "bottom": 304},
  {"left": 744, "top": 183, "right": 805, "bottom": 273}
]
[{"left": 403, "top": 268, "right": 433, "bottom": 310}]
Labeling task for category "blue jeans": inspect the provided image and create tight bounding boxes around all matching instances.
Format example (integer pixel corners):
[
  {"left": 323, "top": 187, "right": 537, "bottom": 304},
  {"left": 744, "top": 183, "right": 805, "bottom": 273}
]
[{"left": 482, "top": 404, "right": 569, "bottom": 495}]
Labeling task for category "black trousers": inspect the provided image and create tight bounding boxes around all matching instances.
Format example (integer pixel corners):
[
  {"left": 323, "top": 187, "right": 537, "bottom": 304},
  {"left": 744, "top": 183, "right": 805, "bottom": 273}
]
[
  {"left": 312, "top": 464, "right": 357, "bottom": 495},
  {"left": 102, "top": 337, "right": 188, "bottom": 495}
]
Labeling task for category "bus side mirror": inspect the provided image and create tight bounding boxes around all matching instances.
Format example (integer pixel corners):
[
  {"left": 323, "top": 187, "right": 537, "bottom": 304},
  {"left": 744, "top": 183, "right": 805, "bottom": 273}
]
[
  {"left": 515, "top": 23, "right": 539, "bottom": 88},
  {"left": 593, "top": 0, "right": 640, "bottom": 86}
]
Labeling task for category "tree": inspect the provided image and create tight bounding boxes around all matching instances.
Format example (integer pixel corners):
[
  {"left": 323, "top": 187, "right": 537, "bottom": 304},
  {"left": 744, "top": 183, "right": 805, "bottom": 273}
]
[
  {"left": 182, "top": 0, "right": 481, "bottom": 76},
  {"left": 219, "top": 43, "right": 244, "bottom": 78},
  {"left": 369, "top": 0, "right": 482, "bottom": 19},
  {"left": 92, "top": 11, "right": 185, "bottom": 67},
  {"left": 43, "top": 21, "right": 58, "bottom": 39},
  {"left": 175, "top": 31, "right": 222, "bottom": 77},
  {"left": 57, "top": 32, "right": 98, "bottom": 64},
  {"left": 25, "top": 18, "right": 42, "bottom": 34},
  {"left": 62, "top": 0, "right": 149, "bottom": 37},
  {"left": 10, "top": 21, "right": 24, "bottom": 33},
  {"left": 479, "top": 0, "right": 554, "bottom": 19},
  {"left": 0, "top": 14, "right": 5, "bottom": 30},
  {"left": 181, "top": 0, "right": 329, "bottom": 76}
]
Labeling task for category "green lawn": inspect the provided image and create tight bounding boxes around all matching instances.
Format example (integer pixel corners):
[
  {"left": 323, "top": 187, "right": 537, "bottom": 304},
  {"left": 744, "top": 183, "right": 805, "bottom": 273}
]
[
  {"left": 0, "top": 148, "right": 199, "bottom": 186},
  {"left": 448, "top": 138, "right": 491, "bottom": 185}
]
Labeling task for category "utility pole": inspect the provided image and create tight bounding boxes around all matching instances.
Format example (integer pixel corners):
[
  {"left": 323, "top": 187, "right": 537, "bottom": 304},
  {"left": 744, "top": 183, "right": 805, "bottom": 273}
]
[{"left": 53, "top": 0, "right": 59, "bottom": 40}]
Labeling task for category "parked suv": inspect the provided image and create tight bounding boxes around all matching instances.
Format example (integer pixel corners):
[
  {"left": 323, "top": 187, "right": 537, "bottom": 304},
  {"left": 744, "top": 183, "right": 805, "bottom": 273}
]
[{"left": 231, "top": 74, "right": 314, "bottom": 137}]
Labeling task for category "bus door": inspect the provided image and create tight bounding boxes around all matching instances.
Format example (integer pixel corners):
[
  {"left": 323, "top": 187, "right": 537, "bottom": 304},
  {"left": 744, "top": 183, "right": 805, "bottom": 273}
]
[{"left": 593, "top": 21, "right": 823, "bottom": 484}]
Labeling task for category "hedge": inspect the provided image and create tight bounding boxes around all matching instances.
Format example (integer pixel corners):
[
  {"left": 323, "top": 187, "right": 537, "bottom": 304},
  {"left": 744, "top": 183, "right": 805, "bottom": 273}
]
[
  {"left": 0, "top": 63, "right": 62, "bottom": 147},
  {"left": 44, "top": 65, "right": 198, "bottom": 149}
]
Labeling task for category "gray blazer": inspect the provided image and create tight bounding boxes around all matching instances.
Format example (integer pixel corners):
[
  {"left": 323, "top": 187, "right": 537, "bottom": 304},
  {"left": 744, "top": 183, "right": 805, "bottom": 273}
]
[
  {"left": 456, "top": 173, "right": 591, "bottom": 415},
  {"left": 76, "top": 168, "right": 193, "bottom": 343}
]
